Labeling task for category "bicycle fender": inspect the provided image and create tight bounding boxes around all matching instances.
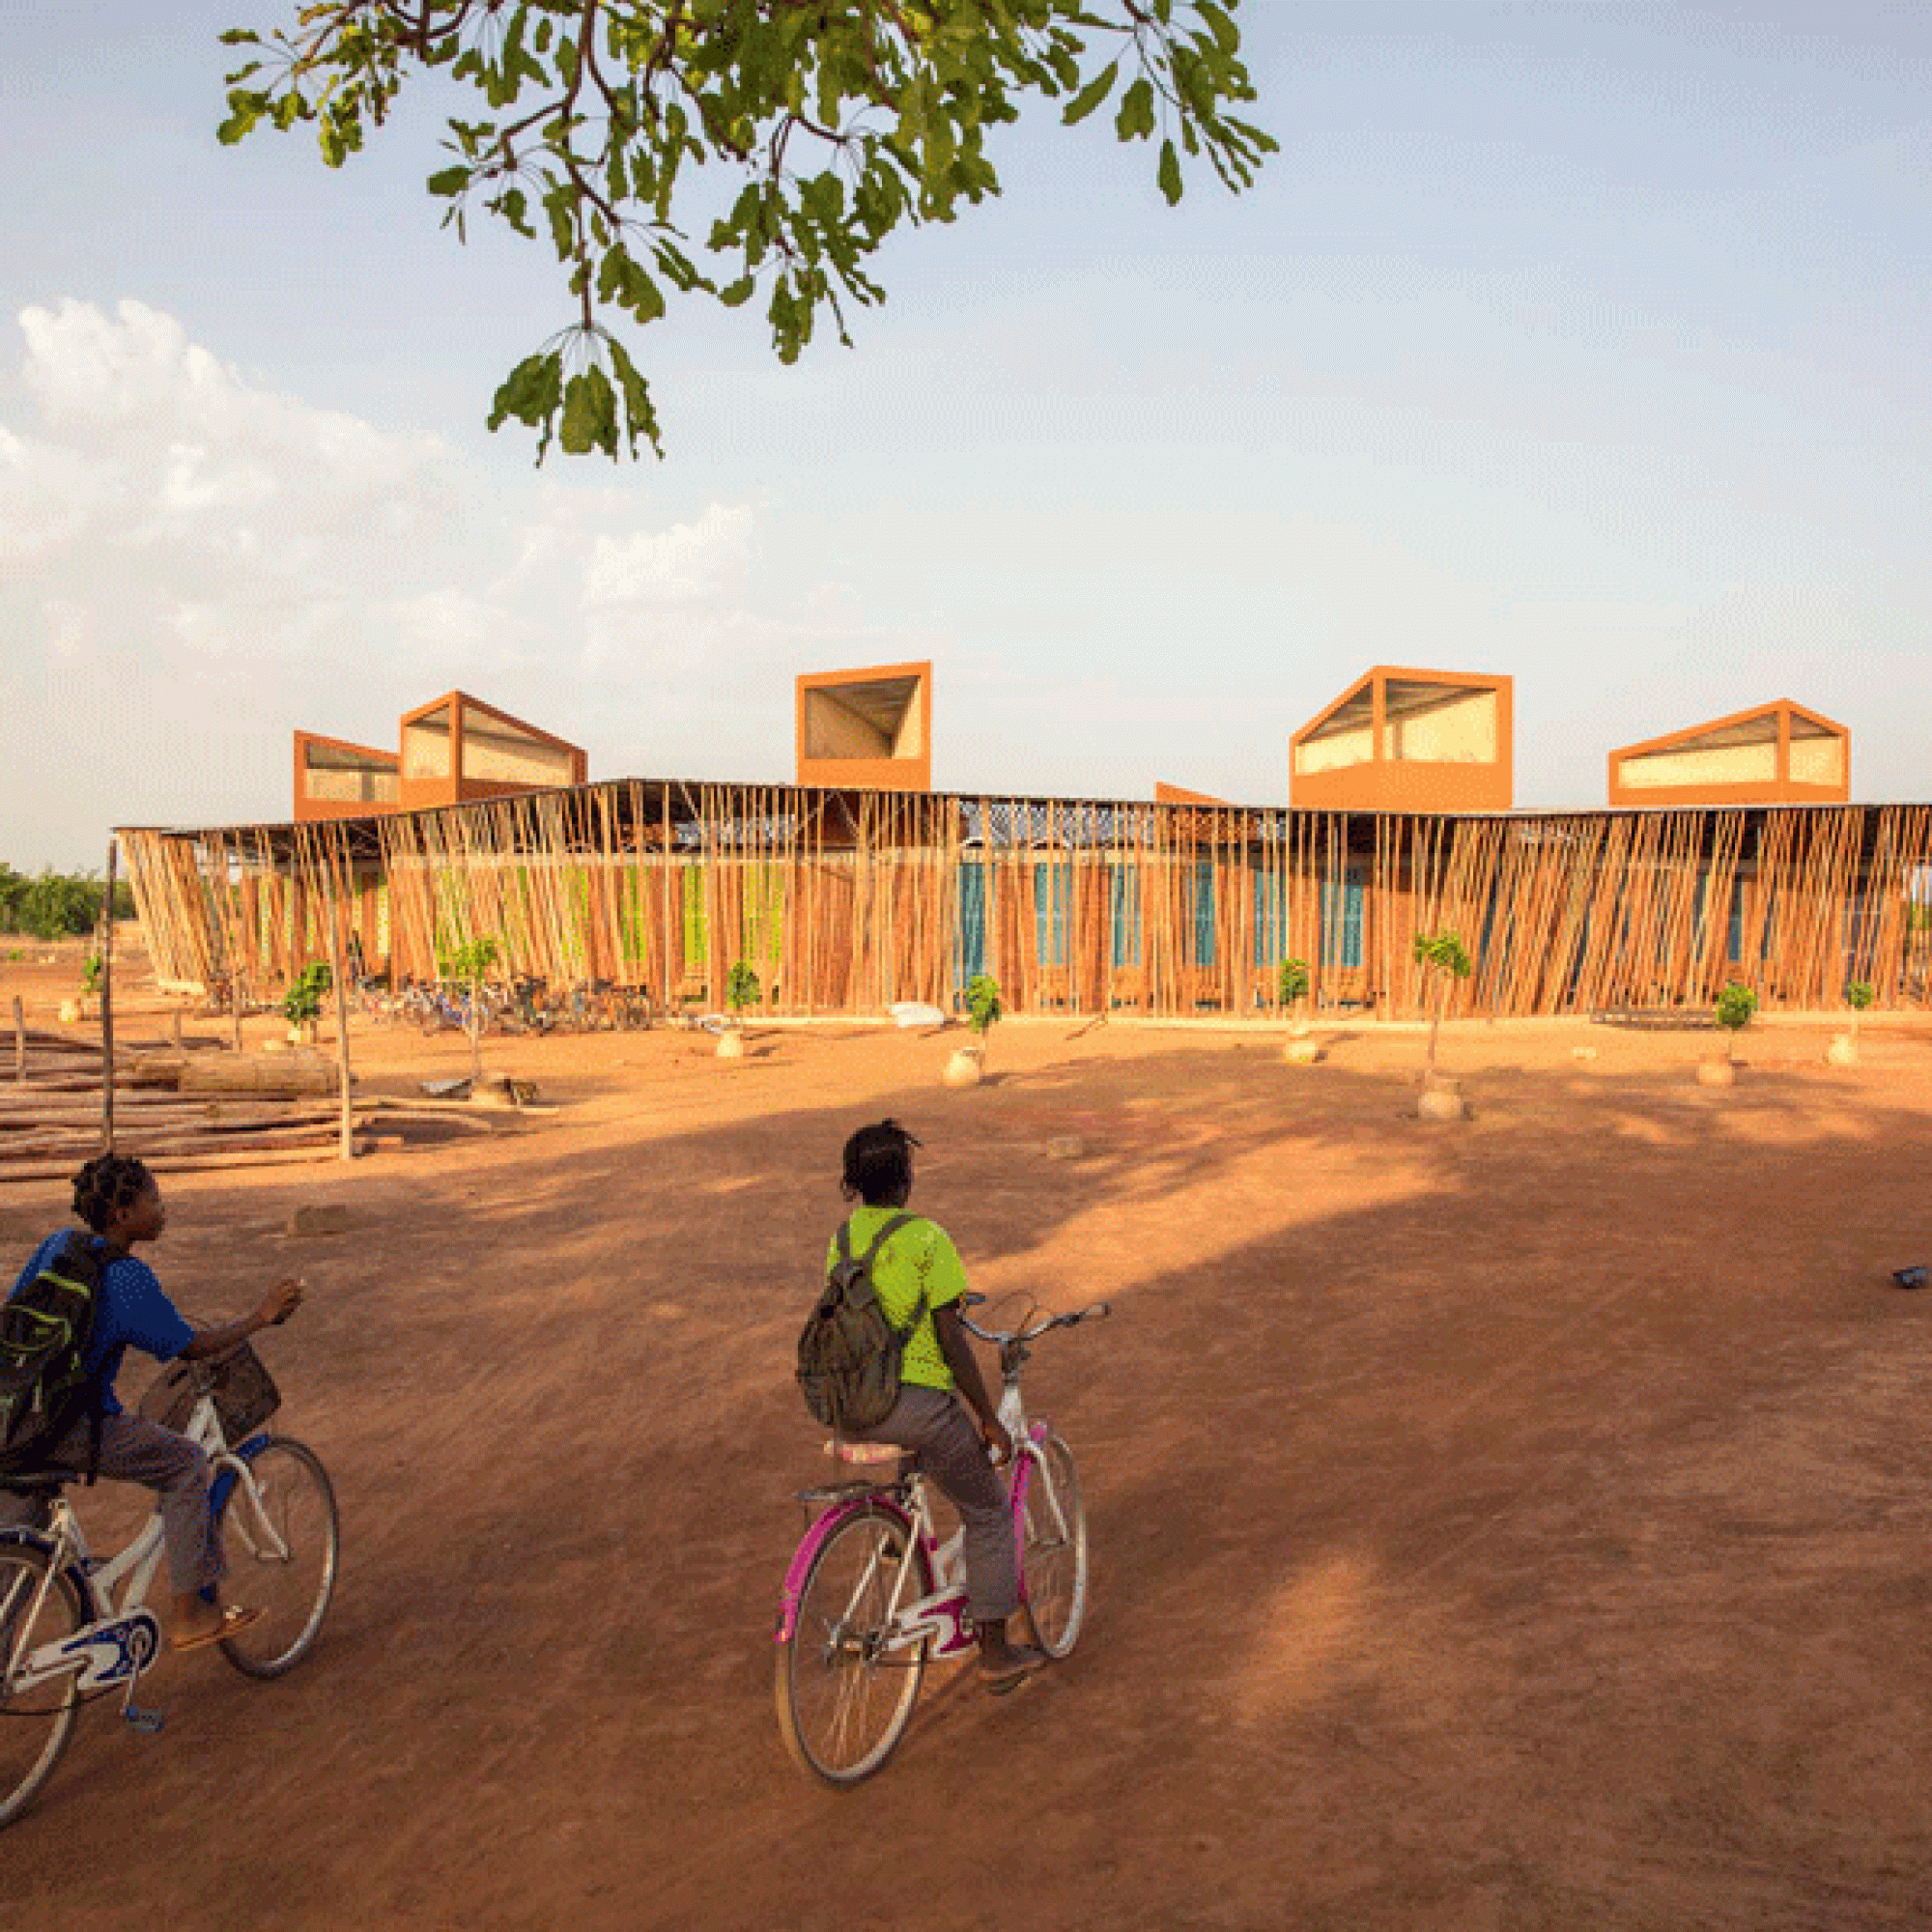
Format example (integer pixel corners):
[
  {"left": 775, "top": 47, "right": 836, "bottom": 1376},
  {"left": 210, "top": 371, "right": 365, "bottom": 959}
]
[
  {"left": 1009, "top": 1427, "right": 1054, "bottom": 1607},
  {"left": 774, "top": 1494, "right": 917, "bottom": 1646},
  {"left": 0, "top": 1528, "right": 101, "bottom": 1653}
]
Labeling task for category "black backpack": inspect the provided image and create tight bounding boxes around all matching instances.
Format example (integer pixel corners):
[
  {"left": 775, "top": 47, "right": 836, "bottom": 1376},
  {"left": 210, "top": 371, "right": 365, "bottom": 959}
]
[
  {"left": 796, "top": 1214, "right": 926, "bottom": 1434},
  {"left": 0, "top": 1233, "right": 107, "bottom": 1482}
]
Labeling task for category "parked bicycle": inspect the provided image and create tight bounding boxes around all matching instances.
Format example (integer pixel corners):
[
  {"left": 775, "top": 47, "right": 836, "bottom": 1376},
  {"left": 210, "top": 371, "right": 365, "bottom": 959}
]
[
  {"left": 774, "top": 1293, "right": 1105, "bottom": 1785},
  {"left": 0, "top": 1350, "right": 339, "bottom": 1829}
]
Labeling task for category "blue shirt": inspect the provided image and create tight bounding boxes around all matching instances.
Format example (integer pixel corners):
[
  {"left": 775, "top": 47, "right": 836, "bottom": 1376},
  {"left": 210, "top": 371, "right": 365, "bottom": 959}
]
[{"left": 10, "top": 1233, "right": 194, "bottom": 1418}]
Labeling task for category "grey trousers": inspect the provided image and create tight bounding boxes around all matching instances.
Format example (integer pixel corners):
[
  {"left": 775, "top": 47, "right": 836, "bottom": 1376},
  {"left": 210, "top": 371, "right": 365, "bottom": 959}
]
[
  {"left": 851, "top": 1384, "right": 1017, "bottom": 1623},
  {"left": 0, "top": 1412, "right": 223, "bottom": 1596}
]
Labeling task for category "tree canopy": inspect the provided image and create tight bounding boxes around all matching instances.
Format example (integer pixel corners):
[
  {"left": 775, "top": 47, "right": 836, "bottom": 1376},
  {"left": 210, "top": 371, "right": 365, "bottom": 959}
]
[{"left": 218, "top": 0, "right": 1274, "bottom": 461}]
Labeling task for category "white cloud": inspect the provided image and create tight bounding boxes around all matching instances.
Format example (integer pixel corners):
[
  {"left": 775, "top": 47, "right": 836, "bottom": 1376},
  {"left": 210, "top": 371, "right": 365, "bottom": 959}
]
[
  {"left": 0, "top": 299, "right": 838, "bottom": 864},
  {"left": 583, "top": 504, "right": 753, "bottom": 609}
]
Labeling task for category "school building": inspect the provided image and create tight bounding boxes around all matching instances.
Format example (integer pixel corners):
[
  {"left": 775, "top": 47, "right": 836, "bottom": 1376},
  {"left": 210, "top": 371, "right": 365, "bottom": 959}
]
[{"left": 121, "top": 667, "right": 1923, "bottom": 1023}]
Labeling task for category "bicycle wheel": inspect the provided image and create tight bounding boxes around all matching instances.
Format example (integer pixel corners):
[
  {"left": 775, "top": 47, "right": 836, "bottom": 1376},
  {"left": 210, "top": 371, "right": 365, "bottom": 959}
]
[
  {"left": 0, "top": 1545, "right": 87, "bottom": 1831},
  {"left": 1019, "top": 1434, "right": 1089, "bottom": 1658},
  {"left": 216, "top": 1438, "right": 339, "bottom": 1680},
  {"left": 776, "top": 1506, "right": 933, "bottom": 1786}
]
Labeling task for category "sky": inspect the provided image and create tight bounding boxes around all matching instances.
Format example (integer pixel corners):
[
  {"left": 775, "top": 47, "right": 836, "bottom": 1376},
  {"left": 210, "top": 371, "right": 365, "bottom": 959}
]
[{"left": 2, "top": 0, "right": 1929, "bottom": 869}]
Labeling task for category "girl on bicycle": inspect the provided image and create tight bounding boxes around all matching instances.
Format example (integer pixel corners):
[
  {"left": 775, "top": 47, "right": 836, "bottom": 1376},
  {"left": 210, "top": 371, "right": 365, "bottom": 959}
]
[
  {"left": 1, "top": 1155, "right": 303, "bottom": 1652},
  {"left": 828, "top": 1120, "right": 1047, "bottom": 1690}
]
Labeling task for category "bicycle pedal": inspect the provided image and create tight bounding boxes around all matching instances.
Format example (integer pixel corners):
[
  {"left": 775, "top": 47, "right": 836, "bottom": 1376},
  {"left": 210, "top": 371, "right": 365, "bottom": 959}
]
[{"left": 123, "top": 1706, "right": 167, "bottom": 1735}]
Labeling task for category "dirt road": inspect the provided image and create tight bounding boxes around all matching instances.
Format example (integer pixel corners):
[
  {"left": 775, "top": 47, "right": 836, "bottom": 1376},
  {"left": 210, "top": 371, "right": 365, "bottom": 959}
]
[{"left": 5, "top": 959, "right": 1932, "bottom": 1929}]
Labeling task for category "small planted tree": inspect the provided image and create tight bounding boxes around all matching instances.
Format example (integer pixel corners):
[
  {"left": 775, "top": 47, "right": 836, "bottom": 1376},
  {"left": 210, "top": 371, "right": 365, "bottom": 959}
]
[
  {"left": 1714, "top": 981, "right": 1757, "bottom": 1063},
  {"left": 945, "top": 975, "right": 1004, "bottom": 1089},
  {"left": 1829, "top": 978, "right": 1875, "bottom": 1066},
  {"left": 717, "top": 959, "right": 761, "bottom": 1060},
  {"left": 440, "top": 936, "right": 501, "bottom": 1084},
  {"left": 1412, "top": 932, "right": 1473, "bottom": 1075},
  {"left": 1277, "top": 957, "right": 1311, "bottom": 1026},
  {"left": 725, "top": 959, "right": 762, "bottom": 1024},
  {"left": 280, "top": 961, "right": 332, "bottom": 1043},
  {"left": 965, "top": 974, "right": 1004, "bottom": 1047}
]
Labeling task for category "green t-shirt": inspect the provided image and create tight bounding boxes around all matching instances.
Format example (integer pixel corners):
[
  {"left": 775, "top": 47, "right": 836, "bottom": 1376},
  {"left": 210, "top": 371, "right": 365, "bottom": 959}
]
[{"left": 825, "top": 1208, "right": 969, "bottom": 1394}]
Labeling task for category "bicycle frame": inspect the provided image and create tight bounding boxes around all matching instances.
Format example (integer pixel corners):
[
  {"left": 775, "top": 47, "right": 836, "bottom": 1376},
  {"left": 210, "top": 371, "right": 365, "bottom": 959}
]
[
  {"left": 0, "top": 1398, "right": 279, "bottom": 1706},
  {"left": 773, "top": 1364, "right": 1065, "bottom": 1654}
]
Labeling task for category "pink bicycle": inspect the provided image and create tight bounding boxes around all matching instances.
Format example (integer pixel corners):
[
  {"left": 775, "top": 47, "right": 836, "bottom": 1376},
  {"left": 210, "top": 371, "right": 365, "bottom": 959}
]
[{"left": 774, "top": 1293, "right": 1107, "bottom": 1785}]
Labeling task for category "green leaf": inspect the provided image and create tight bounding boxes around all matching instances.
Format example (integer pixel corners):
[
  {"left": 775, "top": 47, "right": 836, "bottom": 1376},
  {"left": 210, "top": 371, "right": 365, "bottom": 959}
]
[
  {"left": 1196, "top": 2, "right": 1241, "bottom": 56},
  {"left": 1115, "top": 76, "right": 1156, "bottom": 142},
  {"left": 718, "top": 275, "right": 756, "bottom": 308},
  {"left": 216, "top": 92, "right": 263, "bottom": 146},
  {"left": 427, "top": 166, "right": 470, "bottom": 198},
  {"left": 558, "top": 370, "right": 597, "bottom": 456},
  {"left": 1062, "top": 58, "right": 1119, "bottom": 126},
  {"left": 1157, "top": 136, "right": 1183, "bottom": 205}
]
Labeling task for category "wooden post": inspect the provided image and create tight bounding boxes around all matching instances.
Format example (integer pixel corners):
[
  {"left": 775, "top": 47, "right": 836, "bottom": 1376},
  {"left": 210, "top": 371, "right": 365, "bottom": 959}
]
[
  {"left": 233, "top": 975, "right": 245, "bottom": 1056},
  {"left": 99, "top": 837, "right": 118, "bottom": 1153},
  {"left": 318, "top": 838, "right": 356, "bottom": 1162},
  {"left": 171, "top": 1007, "right": 184, "bottom": 1052},
  {"left": 11, "top": 995, "right": 22, "bottom": 1083}
]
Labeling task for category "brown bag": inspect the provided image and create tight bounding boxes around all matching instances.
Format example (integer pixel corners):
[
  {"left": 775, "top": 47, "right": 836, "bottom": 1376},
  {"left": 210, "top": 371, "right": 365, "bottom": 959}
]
[{"left": 138, "top": 1343, "right": 281, "bottom": 1443}]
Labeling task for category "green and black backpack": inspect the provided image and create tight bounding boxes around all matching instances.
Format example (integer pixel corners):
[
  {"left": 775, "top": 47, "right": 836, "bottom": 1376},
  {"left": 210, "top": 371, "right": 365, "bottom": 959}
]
[
  {"left": 796, "top": 1214, "right": 926, "bottom": 1435},
  {"left": 0, "top": 1234, "right": 107, "bottom": 1482}
]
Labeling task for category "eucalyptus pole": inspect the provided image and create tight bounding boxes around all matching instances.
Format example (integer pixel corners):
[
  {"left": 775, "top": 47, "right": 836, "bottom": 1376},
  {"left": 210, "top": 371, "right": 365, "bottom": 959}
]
[{"left": 99, "top": 837, "right": 118, "bottom": 1154}]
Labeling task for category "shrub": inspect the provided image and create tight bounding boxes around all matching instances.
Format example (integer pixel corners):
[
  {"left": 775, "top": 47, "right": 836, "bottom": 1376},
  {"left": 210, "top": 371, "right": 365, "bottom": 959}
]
[
  {"left": 280, "top": 962, "right": 332, "bottom": 1027},
  {"left": 965, "top": 974, "right": 1004, "bottom": 1037},
  {"left": 725, "top": 959, "right": 761, "bottom": 1015},
  {"left": 1277, "top": 957, "right": 1310, "bottom": 1010},
  {"left": 0, "top": 867, "right": 128, "bottom": 941},
  {"left": 1715, "top": 981, "right": 1757, "bottom": 1047}
]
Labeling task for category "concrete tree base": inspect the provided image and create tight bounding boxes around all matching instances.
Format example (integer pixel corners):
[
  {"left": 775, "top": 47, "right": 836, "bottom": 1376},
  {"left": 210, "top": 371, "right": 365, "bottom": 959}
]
[
  {"left": 943, "top": 1046, "right": 983, "bottom": 1090},
  {"left": 1417, "top": 1072, "right": 1465, "bottom": 1122},
  {"left": 1826, "top": 1033, "right": 1858, "bottom": 1067},
  {"left": 1283, "top": 1037, "right": 1323, "bottom": 1065},
  {"left": 1695, "top": 1057, "right": 1737, "bottom": 1088},
  {"left": 716, "top": 1029, "right": 745, "bottom": 1061}
]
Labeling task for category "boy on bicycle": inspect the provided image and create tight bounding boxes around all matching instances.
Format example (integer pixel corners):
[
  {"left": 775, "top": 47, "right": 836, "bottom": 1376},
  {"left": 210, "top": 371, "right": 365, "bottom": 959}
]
[
  {"left": 0, "top": 1155, "right": 302, "bottom": 1652},
  {"left": 829, "top": 1120, "right": 1047, "bottom": 1690}
]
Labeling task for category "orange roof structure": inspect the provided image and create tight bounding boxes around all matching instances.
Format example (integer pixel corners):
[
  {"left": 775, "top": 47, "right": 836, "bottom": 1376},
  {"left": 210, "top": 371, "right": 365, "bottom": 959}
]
[
  {"left": 795, "top": 662, "right": 931, "bottom": 792},
  {"left": 1606, "top": 700, "right": 1849, "bottom": 808},
  {"left": 294, "top": 692, "right": 586, "bottom": 821},
  {"left": 292, "top": 730, "right": 400, "bottom": 824},
  {"left": 1291, "top": 667, "right": 1513, "bottom": 811}
]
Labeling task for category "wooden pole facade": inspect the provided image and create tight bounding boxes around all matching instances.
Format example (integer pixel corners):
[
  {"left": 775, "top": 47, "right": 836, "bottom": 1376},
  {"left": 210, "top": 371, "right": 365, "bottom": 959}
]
[{"left": 119, "top": 790, "right": 1932, "bottom": 1026}]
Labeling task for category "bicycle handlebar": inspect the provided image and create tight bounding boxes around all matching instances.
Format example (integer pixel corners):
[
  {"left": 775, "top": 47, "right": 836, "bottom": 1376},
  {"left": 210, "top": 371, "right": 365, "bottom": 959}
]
[{"left": 957, "top": 1295, "right": 1111, "bottom": 1348}]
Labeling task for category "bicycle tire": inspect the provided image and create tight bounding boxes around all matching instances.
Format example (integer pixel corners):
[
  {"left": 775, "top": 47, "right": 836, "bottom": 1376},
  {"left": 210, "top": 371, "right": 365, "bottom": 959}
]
[
  {"left": 0, "top": 1545, "right": 87, "bottom": 1831},
  {"left": 1019, "top": 1434, "right": 1088, "bottom": 1659},
  {"left": 776, "top": 1504, "right": 932, "bottom": 1786},
  {"left": 215, "top": 1438, "right": 340, "bottom": 1680}
]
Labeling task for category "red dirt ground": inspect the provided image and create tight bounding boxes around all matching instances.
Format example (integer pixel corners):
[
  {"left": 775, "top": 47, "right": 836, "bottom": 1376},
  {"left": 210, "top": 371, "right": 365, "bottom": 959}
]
[{"left": 6, "top": 944, "right": 1932, "bottom": 1930}]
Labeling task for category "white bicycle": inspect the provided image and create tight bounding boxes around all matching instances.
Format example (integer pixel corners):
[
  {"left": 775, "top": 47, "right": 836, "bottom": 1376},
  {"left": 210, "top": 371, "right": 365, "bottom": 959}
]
[{"left": 0, "top": 1355, "right": 338, "bottom": 1829}]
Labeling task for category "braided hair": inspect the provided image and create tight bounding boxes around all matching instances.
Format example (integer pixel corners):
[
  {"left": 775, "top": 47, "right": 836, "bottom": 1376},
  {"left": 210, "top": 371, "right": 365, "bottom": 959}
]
[
  {"left": 71, "top": 1154, "right": 156, "bottom": 1235},
  {"left": 840, "top": 1119, "right": 922, "bottom": 1207}
]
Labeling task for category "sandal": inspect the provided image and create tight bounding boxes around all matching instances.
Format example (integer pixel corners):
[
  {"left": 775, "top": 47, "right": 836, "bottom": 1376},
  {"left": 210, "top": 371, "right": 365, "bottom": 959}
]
[
  {"left": 979, "top": 1645, "right": 1049, "bottom": 1694},
  {"left": 170, "top": 1604, "right": 263, "bottom": 1654}
]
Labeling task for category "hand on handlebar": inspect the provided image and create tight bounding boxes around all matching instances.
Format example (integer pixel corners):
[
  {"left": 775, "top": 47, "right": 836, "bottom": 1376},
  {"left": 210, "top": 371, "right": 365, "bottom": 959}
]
[
  {"left": 254, "top": 1278, "right": 305, "bottom": 1329},
  {"left": 979, "top": 1413, "right": 1014, "bottom": 1467}
]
